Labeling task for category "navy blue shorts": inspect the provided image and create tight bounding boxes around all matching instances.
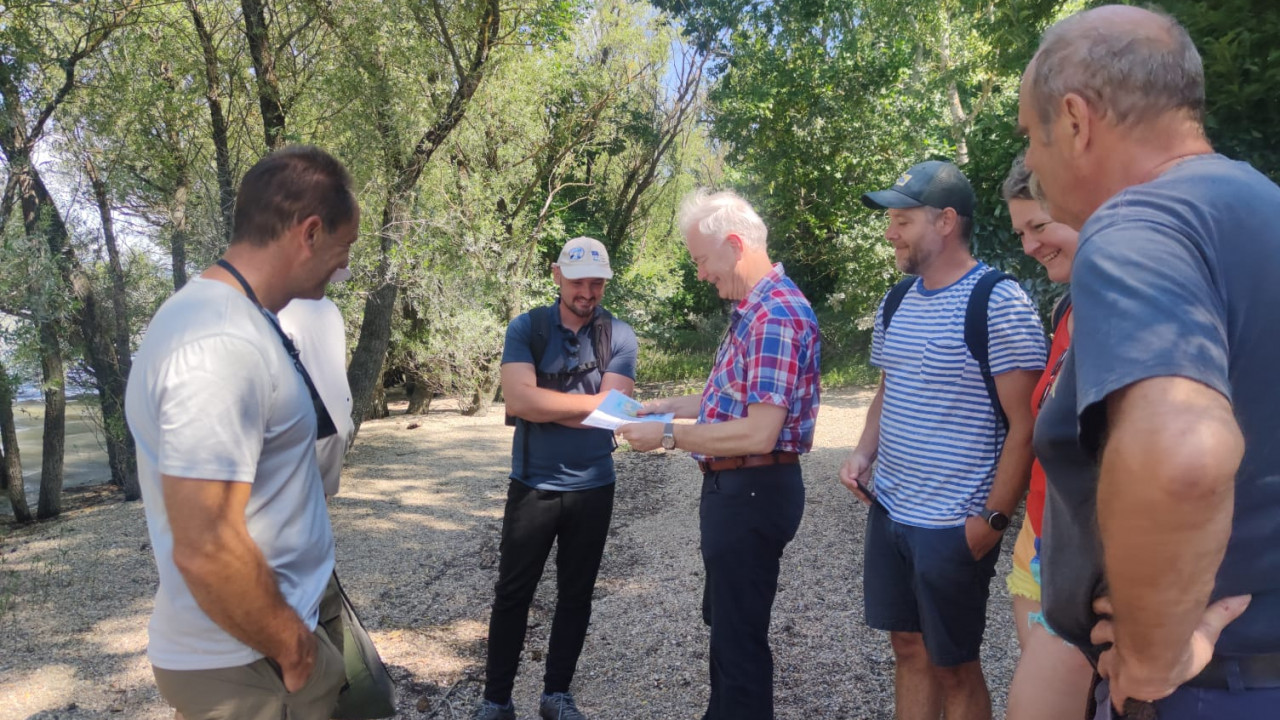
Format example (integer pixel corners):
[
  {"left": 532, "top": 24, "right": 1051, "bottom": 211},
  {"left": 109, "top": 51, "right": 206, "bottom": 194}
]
[{"left": 863, "top": 500, "right": 1000, "bottom": 667}]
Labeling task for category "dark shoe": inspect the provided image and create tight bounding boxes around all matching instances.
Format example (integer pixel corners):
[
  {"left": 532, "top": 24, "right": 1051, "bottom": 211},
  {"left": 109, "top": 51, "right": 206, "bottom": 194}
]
[
  {"left": 540, "top": 691, "right": 588, "bottom": 720},
  {"left": 473, "top": 699, "right": 516, "bottom": 720}
]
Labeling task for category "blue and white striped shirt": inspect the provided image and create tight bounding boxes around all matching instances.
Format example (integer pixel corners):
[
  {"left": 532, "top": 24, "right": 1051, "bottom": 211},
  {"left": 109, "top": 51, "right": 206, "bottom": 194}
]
[{"left": 871, "top": 264, "right": 1046, "bottom": 528}]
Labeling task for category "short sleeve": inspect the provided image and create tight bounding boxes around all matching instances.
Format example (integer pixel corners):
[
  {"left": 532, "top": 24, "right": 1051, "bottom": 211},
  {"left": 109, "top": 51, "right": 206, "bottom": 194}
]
[
  {"left": 986, "top": 282, "right": 1048, "bottom": 375},
  {"left": 744, "top": 315, "right": 803, "bottom": 408},
  {"left": 1072, "top": 216, "right": 1229, "bottom": 449},
  {"left": 501, "top": 313, "right": 535, "bottom": 366},
  {"left": 155, "top": 336, "right": 272, "bottom": 483},
  {"left": 870, "top": 293, "right": 888, "bottom": 369},
  {"left": 604, "top": 320, "right": 638, "bottom": 380}
]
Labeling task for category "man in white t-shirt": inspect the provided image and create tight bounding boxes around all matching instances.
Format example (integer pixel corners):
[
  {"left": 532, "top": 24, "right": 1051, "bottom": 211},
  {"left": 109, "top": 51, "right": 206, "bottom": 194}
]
[{"left": 126, "top": 145, "right": 359, "bottom": 720}]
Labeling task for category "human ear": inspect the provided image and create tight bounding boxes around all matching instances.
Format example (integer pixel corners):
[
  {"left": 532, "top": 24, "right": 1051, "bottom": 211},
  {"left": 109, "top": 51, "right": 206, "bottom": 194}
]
[{"left": 1061, "top": 93, "right": 1092, "bottom": 155}]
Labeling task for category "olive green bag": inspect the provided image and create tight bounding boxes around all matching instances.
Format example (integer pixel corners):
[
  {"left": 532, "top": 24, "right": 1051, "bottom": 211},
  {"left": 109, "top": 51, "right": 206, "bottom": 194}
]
[{"left": 321, "top": 572, "right": 397, "bottom": 719}]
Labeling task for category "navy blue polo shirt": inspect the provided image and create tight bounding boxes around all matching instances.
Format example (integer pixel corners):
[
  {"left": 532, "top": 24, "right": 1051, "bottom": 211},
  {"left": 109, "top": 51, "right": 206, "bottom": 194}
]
[
  {"left": 1036, "top": 154, "right": 1280, "bottom": 657},
  {"left": 501, "top": 301, "right": 638, "bottom": 492}
]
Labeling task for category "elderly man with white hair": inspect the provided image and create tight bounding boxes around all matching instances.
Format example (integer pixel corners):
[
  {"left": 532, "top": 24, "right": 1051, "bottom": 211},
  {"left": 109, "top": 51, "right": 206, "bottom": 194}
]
[{"left": 619, "top": 189, "right": 821, "bottom": 720}]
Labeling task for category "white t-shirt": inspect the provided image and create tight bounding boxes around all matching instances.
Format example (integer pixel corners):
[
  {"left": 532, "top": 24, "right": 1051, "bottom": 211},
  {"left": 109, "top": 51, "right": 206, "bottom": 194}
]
[
  {"left": 278, "top": 297, "right": 355, "bottom": 496},
  {"left": 126, "top": 278, "right": 335, "bottom": 671}
]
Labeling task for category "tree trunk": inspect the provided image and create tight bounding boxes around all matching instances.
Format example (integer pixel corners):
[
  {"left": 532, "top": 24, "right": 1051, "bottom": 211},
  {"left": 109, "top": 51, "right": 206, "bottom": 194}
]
[
  {"left": 405, "top": 367, "right": 433, "bottom": 415},
  {"left": 0, "top": 359, "right": 32, "bottom": 522},
  {"left": 186, "top": 0, "right": 236, "bottom": 244},
  {"left": 170, "top": 178, "right": 190, "bottom": 290},
  {"left": 241, "top": 0, "right": 287, "bottom": 150},
  {"left": 85, "top": 157, "right": 140, "bottom": 499},
  {"left": 460, "top": 355, "right": 499, "bottom": 417},
  {"left": 36, "top": 321, "right": 65, "bottom": 520},
  {"left": 331, "top": 0, "right": 501, "bottom": 433}
]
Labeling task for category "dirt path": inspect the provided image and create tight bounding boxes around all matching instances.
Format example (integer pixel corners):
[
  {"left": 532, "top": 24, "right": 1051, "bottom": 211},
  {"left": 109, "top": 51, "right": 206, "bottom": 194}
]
[{"left": 0, "top": 389, "right": 1022, "bottom": 720}]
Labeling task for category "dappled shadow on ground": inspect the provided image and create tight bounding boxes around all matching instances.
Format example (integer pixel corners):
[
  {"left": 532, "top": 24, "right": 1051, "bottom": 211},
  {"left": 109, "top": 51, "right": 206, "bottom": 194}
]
[{"left": 1, "top": 392, "right": 1023, "bottom": 719}]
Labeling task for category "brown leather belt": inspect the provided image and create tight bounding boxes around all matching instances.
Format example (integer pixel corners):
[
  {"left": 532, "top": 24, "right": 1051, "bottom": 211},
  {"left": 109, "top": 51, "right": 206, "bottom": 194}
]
[{"left": 697, "top": 451, "right": 799, "bottom": 474}]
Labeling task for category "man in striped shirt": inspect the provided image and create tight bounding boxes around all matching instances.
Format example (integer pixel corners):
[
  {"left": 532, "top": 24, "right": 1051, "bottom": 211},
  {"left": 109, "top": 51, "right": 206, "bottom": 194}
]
[
  {"left": 619, "top": 189, "right": 820, "bottom": 720},
  {"left": 840, "top": 161, "right": 1046, "bottom": 720}
]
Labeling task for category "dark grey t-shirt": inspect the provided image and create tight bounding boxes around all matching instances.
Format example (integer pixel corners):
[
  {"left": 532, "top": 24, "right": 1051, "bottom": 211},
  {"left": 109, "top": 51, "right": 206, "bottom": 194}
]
[{"left": 1036, "top": 154, "right": 1280, "bottom": 657}]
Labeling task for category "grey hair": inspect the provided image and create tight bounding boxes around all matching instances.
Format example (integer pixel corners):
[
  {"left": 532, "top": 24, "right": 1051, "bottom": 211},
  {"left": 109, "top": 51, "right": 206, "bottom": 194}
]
[
  {"left": 1030, "top": 6, "right": 1204, "bottom": 130},
  {"left": 677, "top": 188, "right": 768, "bottom": 250},
  {"left": 1001, "top": 152, "right": 1035, "bottom": 202}
]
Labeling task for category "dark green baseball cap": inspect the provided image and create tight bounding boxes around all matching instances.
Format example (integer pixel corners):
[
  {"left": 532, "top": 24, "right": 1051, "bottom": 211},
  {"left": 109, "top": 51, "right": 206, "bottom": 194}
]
[{"left": 861, "top": 160, "right": 975, "bottom": 218}]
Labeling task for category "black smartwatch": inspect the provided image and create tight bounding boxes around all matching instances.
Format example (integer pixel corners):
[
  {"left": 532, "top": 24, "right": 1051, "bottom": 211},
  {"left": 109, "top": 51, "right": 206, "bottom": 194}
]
[
  {"left": 661, "top": 422, "right": 676, "bottom": 451},
  {"left": 981, "top": 508, "right": 1010, "bottom": 532}
]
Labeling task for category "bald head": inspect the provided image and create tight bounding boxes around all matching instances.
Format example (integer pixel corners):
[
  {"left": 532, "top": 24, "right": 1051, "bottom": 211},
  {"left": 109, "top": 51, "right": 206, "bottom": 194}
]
[{"left": 1027, "top": 5, "right": 1204, "bottom": 131}]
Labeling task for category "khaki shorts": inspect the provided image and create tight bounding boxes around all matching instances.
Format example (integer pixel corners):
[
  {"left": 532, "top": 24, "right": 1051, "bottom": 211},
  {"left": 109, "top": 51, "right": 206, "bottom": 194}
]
[{"left": 152, "top": 627, "right": 346, "bottom": 720}]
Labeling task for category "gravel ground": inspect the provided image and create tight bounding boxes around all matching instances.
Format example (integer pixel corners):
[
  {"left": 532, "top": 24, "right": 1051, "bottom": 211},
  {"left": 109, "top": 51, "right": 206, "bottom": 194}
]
[{"left": 0, "top": 388, "right": 1023, "bottom": 720}]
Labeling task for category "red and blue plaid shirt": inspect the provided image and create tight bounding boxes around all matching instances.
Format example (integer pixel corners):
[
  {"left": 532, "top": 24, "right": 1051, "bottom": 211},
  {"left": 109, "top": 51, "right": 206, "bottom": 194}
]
[{"left": 695, "top": 264, "right": 821, "bottom": 460}]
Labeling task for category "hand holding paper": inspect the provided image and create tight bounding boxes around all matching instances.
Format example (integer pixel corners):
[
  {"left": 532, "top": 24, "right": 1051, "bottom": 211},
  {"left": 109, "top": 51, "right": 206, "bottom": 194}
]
[{"left": 582, "top": 389, "right": 675, "bottom": 431}]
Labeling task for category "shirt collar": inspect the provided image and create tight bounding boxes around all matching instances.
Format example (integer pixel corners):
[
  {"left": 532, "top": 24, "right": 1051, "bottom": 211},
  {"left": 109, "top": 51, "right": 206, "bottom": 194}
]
[{"left": 735, "top": 263, "right": 787, "bottom": 314}]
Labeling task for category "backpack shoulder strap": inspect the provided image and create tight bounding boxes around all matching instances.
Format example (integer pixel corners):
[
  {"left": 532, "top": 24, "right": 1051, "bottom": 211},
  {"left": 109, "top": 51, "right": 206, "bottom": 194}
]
[
  {"left": 964, "top": 270, "right": 1017, "bottom": 431},
  {"left": 591, "top": 307, "right": 614, "bottom": 377},
  {"left": 529, "top": 304, "right": 555, "bottom": 371},
  {"left": 881, "top": 277, "right": 915, "bottom": 332},
  {"left": 1051, "top": 289, "right": 1072, "bottom": 333}
]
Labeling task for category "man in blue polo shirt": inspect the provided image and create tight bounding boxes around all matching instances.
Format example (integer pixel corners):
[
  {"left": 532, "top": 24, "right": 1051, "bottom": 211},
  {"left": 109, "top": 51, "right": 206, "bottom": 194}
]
[
  {"left": 1020, "top": 6, "right": 1280, "bottom": 718},
  {"left": 474, "top": 237, "right": 638, "bottom": 720},
  {"left": 841, "top": 161, "right": 1046, "bottom": 720}
]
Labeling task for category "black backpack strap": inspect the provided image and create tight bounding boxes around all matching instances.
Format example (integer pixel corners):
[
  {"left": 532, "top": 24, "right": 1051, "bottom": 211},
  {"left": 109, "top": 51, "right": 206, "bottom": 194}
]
[
  {"left": 881, "top": 278, "right": 915, "bottom": 332},
  {"left": 964, "top": 270, "right": 1017, "bottom": 431},
  {"left": 529, "top": 304, "right": 554, "bottom": 373},
  {"left": 1050, "top": 289, "right": 1072, "bottom": 334}
]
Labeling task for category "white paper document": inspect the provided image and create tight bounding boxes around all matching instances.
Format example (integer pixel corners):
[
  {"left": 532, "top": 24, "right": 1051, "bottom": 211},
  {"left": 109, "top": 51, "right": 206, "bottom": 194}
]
[{"left": 582, "top": 389, "right": 675, "bottom": 431}]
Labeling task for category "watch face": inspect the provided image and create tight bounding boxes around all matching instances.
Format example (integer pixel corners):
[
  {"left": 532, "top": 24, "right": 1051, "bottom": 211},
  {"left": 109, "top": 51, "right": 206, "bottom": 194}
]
[
  {"left": 661, "top": 435, "right": 675, "bottom": 450},
  {"left": 988, "top": 511, "right": 1010, "bottom": 532}
]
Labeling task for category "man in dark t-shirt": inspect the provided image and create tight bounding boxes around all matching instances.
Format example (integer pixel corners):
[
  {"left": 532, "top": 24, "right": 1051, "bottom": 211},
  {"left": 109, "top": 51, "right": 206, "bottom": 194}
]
[
  {"left": 474, "top": 237, "right": 638, "bottom": 720},
  {"left": 1019, "top": 5, "right": 1280, "bottom": 718}
]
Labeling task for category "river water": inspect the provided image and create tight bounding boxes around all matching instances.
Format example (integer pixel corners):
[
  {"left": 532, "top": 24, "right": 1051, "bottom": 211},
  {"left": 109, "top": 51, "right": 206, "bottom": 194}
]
[{"left": 1, "top": 397, "right": 112, "bottom": 516}]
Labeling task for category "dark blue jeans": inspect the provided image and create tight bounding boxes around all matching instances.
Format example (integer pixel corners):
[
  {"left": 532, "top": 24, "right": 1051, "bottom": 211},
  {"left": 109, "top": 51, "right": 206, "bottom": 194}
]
[
  {"left": 482, "top": 480, "right": 614, "bottom": 705},
  {"left": 699, "top": 464, "right": 805, "bottom": 720},
  {"left": 1092, "top": 675, "right": 1280, "bottom": 719}
]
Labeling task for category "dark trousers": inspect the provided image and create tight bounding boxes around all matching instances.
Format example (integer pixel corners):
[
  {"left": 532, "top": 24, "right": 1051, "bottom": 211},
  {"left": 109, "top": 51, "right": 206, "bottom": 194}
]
[
  {"left": 483, "top": 480, "right": 615, "bottom": 705},
  {"left": 699, "top": 464, "right": 805, "bottom": 720}
]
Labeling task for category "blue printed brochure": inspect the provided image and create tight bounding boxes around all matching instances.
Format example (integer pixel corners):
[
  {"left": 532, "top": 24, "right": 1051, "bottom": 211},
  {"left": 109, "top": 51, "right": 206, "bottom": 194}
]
[{"left": 582, "top": 389, "right": 675, "bottom": 431}]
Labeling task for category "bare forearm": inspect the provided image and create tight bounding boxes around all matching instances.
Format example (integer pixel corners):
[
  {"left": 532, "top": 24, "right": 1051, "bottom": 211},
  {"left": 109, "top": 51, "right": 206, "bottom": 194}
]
[
  {"left": 1099, "top": 399, "right": 1241, "bottom": 669},
  {"left": 853, "top": 381, "right": 885, "bottom": 460},
  {"left": 175, "top": 528, "right": 311, "bottom": 662},
  {"left": 506, "top": 386, "right": 601, "bottom": 423},
  {"left": 985, "top": 424, "right": 1033, "bottom": 515},
  {"left": 672, "top": 404, "right": 785, "bottom": 457}
]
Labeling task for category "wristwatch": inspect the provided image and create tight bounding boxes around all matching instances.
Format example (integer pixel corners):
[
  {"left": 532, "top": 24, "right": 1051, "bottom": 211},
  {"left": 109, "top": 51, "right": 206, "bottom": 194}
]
[
  {"left": 661, "top": 422, "right": 676, "bottom": 451},
  {"left": 981, "top": 508, "right": 1010, "bottom": 532}
]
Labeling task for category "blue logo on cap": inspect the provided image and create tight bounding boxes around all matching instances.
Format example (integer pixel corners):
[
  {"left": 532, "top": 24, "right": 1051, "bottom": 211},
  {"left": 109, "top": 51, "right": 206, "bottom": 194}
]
[
  {"left": 590, "top": 250, "right": 601, "bottom": 261},
  {"left": 568, "top": 247, "right": 585, "bottom": 261}
]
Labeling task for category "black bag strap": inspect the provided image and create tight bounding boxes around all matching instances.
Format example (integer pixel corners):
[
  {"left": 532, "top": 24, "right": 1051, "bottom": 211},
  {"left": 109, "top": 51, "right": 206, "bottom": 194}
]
[
  {"left": 215, "top": 259, "right": 338, "bottom": 439},
  {"left": 1051, "top": 289, "right": 1072, "bottom": 333},
  {"left": 880, "top": 277, "right": 915, "bottom": 332},
  {"left": 964, "top": 270, "right": 1017, "bottom": 431}
]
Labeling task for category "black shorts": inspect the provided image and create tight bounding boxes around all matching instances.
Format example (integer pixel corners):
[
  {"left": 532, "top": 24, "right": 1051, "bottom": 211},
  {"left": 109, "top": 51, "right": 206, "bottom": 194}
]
[{"left": 863, "top": 501, "right": 1000, "bottom": 667}]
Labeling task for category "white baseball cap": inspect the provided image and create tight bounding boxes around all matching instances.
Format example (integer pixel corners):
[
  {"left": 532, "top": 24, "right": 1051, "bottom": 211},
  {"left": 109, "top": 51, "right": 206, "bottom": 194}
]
[{"left": 555, "top": 236, "right": 613, "bottom": 280}]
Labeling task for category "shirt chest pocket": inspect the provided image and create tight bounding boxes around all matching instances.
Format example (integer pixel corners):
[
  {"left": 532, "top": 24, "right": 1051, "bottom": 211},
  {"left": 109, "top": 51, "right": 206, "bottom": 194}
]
[{"left": 919, "top": 339, "right": 969, "bottom": 384}]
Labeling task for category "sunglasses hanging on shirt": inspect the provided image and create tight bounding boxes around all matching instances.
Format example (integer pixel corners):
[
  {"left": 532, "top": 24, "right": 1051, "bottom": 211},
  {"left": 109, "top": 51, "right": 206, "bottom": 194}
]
[{"left": 215, "top": 259, "right": 339, "bottom": 440}]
